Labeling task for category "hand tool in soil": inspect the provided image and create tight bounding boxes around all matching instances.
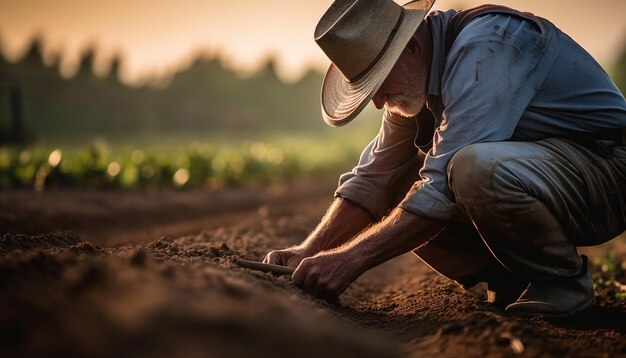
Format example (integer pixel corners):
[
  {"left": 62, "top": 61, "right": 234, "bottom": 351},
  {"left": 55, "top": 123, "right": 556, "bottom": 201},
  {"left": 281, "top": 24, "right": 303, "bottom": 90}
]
[{"left": 235, "top": 259, "right": 295, "bottom": 276}]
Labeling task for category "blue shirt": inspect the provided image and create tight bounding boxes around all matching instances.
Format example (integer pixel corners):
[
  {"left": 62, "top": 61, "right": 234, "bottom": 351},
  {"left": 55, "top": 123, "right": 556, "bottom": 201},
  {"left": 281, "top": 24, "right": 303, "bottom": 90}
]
[{"left": 335, "top": 10, "right": 626, "bottom": 221}]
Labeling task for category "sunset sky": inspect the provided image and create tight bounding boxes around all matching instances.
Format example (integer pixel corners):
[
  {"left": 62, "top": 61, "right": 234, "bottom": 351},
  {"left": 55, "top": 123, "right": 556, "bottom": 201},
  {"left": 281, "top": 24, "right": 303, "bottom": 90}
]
[{"left": 1, "top": 0, "right": 625, "bottom": 83}]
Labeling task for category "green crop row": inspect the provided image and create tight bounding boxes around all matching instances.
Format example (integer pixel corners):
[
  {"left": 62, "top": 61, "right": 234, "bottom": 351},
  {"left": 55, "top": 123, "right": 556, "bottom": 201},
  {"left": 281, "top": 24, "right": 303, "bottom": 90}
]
[{"left": 0, "top": 136, "right": 370, "bottom": 190}]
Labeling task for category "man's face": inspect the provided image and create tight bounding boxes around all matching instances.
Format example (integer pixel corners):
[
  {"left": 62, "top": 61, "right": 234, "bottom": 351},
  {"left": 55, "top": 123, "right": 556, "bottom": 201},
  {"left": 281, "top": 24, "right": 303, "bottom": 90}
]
[{"left": 371, "top": 45, "right": 428, "bottom": 118}]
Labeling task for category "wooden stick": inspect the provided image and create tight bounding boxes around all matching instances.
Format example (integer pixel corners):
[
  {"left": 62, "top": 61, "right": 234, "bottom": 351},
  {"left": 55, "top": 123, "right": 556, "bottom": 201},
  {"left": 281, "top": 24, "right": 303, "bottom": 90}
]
[{"left": 235, "top": 259, "right": 295, "bottom": 276}]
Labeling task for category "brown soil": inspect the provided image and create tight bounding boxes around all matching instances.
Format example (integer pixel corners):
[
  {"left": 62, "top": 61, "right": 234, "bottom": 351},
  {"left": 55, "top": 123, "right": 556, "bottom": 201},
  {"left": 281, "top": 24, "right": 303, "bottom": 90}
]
[{"left": 1, "top": 177, "right": 625, "bottom": 358}]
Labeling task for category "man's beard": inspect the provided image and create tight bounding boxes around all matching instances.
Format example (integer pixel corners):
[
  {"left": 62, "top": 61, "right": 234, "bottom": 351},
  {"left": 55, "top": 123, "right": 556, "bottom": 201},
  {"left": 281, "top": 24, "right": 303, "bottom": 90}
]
[
  {"left": 383, "top": 60, "right": 427, "bottom": 118},
  {"left": 384, "top": 92, "right": 425, "bottom": 118}
]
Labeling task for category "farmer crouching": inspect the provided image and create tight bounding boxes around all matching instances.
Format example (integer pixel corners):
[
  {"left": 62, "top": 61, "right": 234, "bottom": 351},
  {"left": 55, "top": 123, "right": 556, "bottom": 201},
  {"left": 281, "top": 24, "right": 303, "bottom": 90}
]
[{"left": 264, "top": 0, "right": 626, "bottom": 317}]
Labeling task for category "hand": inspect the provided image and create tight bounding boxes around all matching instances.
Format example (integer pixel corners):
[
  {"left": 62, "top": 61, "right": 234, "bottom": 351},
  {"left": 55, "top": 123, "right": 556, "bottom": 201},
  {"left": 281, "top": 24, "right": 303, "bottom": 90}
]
[
  {"left": 263, "top": 245, "right": 311, "bottom": 268},
  {"left": 292, "top": 250, "right": 363, "bottom": 301}
]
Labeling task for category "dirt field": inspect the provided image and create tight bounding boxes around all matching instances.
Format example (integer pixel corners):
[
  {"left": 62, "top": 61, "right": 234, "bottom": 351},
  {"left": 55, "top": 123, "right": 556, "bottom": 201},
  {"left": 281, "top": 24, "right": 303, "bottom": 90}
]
[{"left": 1, "top": 177, "right": 625, "bottom": 357}]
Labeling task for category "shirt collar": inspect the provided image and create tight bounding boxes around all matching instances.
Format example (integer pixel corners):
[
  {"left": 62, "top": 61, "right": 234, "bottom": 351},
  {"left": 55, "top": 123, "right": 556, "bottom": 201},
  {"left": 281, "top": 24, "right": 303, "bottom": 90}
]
[{"left": 425, "top": 9, "right": 457, "bottom": 98}]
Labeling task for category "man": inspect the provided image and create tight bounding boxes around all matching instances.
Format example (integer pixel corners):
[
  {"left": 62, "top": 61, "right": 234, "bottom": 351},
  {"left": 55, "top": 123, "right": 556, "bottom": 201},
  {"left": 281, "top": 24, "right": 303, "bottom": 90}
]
[{"left": 264, "top": 0, "right": 626, "bottom": 317}]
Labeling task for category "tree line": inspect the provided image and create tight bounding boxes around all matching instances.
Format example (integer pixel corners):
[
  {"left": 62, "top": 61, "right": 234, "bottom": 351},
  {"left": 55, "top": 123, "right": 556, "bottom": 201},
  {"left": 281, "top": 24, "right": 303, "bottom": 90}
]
[{"left": 0, "top": 37, "right": 330, "bottom": 145}]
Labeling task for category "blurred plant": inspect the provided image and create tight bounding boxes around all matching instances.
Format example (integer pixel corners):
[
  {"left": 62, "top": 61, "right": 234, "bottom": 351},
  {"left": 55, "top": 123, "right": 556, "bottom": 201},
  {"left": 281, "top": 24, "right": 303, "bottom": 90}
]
[
  {"left": 591, "top": 248, "right": 626, "bottom": 301},
  {"left": 0, "top": 133, "right": 369, "bottom": 191}
]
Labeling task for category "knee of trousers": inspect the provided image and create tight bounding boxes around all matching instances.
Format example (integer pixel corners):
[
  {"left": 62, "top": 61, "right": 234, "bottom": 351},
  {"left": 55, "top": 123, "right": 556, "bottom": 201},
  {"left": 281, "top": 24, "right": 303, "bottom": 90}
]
[{"left": 447, "top": 143, "right": 521, "bottom": 206}]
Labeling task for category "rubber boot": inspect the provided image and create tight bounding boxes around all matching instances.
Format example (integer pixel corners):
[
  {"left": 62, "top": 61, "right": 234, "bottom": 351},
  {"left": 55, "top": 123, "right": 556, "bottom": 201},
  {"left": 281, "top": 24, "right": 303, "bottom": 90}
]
[{"left": 505, "top": 255, "right": 595, "bottom": 317}]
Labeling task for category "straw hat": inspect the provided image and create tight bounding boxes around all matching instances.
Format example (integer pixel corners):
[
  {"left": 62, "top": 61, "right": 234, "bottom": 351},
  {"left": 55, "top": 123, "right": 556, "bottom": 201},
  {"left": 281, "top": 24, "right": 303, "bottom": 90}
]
[{"left": 315, "top": 0, "right": 435, "bottom": 127}]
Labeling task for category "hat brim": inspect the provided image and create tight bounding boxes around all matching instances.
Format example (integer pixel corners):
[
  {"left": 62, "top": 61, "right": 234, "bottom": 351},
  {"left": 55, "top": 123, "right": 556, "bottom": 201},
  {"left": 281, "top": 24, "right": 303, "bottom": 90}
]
[{"left": 320, "top": 0, "right": 435, "bottom": 127}]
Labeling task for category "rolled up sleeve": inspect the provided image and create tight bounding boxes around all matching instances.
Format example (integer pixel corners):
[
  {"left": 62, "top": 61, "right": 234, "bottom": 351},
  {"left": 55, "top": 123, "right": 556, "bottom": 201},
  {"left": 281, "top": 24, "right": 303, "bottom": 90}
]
[{"left": 335, "top": 110, "right": 422, "bottom": 219}]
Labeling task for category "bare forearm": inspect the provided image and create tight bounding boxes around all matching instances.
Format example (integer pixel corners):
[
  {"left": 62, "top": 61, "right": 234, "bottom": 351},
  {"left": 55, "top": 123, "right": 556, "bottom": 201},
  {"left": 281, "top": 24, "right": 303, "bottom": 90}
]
[
  {"left": 291, "top": 207, "right": 445, "bottom": 299},
  {"left": 264, "top": 197, "right": 373, "bottom": 267},
  {"left": 301, "top": 197, "right": 373, "bottom": 254},
  {"left": 344, "top": 207, "right": 444, "bottom": 274}
]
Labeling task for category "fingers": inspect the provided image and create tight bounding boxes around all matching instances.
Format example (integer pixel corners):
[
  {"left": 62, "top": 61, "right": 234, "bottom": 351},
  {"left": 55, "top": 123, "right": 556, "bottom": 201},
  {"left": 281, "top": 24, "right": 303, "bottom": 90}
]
[
  {"left": 291, "top": 258, "right": 307, "bottom": 286},
  {"left": 301, "top": 261, "right": 318, "bottom": 294},
  {"left": 263, "top": 250, "right": 283, "bottom": 265},
  {"left": 292, "top": 257, "right": 316, "bottom": 293},
  {"left": 292, "top": 257, "right": 340, "bottom": 301}
]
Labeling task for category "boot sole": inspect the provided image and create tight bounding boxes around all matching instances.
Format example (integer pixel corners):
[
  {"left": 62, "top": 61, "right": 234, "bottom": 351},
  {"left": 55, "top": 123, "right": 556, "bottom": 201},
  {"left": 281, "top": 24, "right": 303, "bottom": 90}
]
[{"left": 506, "top": 296, "right": 596, "bottom": 319}]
